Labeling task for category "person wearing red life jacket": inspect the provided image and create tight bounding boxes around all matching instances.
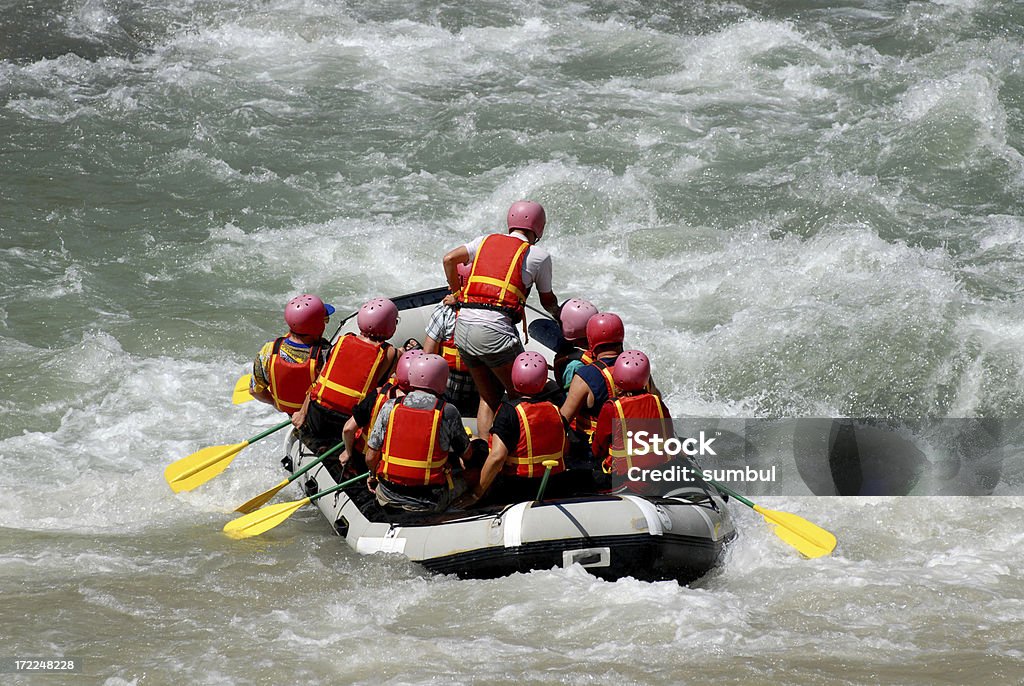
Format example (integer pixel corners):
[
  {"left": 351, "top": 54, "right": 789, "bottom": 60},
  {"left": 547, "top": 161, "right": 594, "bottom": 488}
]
[
  {"left": 562, "top": 314, "right": 665, "bottom": 442},
  {"left": 423, "top": 262, "right": 479, "bottom": 416},
  {"left": 292, "top": 298, "right": 400, "bottom": 453},
  {"left": 457, "top": 351, "right": 569, "bottom": 507},
  {"left": 591, "top": 350, "right": 674, "bottom": 493},
  {"left": 337, "top": 349, "right": 423, "bottom": 476},
  {"left": 440, "top": 200, "right": 561, "bottom": 442},
  {"left": 365, "top": 354, "right": 472, "bottom": 513},
  {"left": 552, "top": 297, "right": 598, "bottom": 391},
  {"left": 559, "top": 312, "right": 627, "bottom": 436},
  {"left": 250, "top": 294, "right": 334, "bottom": 414}
]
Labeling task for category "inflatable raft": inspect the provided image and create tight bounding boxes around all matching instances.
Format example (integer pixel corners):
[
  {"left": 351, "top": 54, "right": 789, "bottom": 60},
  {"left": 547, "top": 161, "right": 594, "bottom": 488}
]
[{"left": 281, "top": 287, "right": 736, "bottom": 584}]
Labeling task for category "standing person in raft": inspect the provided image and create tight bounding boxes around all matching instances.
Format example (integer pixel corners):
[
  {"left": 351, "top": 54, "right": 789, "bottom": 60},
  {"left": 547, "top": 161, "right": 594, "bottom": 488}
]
[
  {"left": 440, "top": 200, "right": 561, "bottom": 441},
  {"left": 365, "top": 354, "right": 472, "bottom": 513},
  {"left": 456, "top": 351, "right": 569, "bottom": 508},
  {"left": 250, "top": 294, "right": 334, "bottom": 415},
  {"left": 291, "top": 298, "right": 400, "bottom": 454},
  {"left": 423, "top": 261, "right": 479, "bottom": 416}
]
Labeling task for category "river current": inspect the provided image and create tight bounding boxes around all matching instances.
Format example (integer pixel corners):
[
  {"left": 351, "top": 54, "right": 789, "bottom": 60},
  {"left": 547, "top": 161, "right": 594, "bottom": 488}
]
[{"left": 2, "top": 1, "right": 1023, "bottom": 683}]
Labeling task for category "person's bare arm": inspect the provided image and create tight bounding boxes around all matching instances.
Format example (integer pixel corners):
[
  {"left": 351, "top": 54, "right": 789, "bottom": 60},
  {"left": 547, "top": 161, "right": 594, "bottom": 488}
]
[
  {"left": 457, "top": 437, "right": 509, "bottom": 508},
  {"left": 340, "top": 415, "right": 359, "bottom": 466},
  {"left": 250, "top": 387, "right": 275, "bottom": 406},
  {"left": 539, "top": 290, "right": 560, "bottom": 319},
  {"left": 365, "top": 446, "right": 381, "bottom": 491},
  {"left": 291, "top": 393, "right": 311, "bottom": 430},
  {"left": 442, "top": 246, "right": 471, "bottom": 306},
  {"left": 476, "top": 437, "right": 508, "bottom": 498},
  {"left": 560, "top": 375, "right": 593, "bottom": 422}
]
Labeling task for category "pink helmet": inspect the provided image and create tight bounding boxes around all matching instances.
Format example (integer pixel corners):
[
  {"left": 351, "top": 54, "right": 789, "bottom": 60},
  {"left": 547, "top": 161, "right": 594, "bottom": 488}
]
[
  {"left": 560, "top": 298, "right": 598, "bottom": 342},
  {"left": 511, "top": 351, "right": 548, "bottom": 395},
  {"left": 284, "top": 294, "right": 333, "bottom": 338},
  {"left": 586, "top": 312, "right": 625, "bottom": 350},
  {"left": 456, "top": 261, "right": 472, "bottom": 287},
  {"left": 407, "top": 354, "right": 449, "bottom": 395},
  {"left": 507, "top": 200, "right": 546, "bottom": 240},
  {"left": 395, "top": 349, "right": 426, "bottom": 391},
  {"left": 613, "top": 350, "right": 651, "bottom": 392},
  {"left": 357, "top": 298, "right": 398, "bottom": 339}
]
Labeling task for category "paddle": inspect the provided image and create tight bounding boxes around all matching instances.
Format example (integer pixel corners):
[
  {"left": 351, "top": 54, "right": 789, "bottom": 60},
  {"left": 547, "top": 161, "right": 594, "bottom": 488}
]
[
  {"left": 164, "top": 419, "right": 292, "bottom": 493},
  {"left": 223, "top": 472, "right": 370, "bottom": 539},
  {"left": 535, "top": 459, "right": 560, "bottom": 501},
  {"left": 232, "top": 374, "right": 255, "bottom": 405},
  {"left": 234, "top": 441, "right": 346, "bottom": 513},
  {"left": 710, "top": 481, "right": 837, "bottom": 559}
]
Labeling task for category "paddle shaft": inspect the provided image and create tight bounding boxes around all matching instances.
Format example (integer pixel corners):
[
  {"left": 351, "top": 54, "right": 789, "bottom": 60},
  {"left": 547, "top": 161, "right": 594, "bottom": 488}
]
[
  {"left": 327, "top": 310, "right": 357, "bottom": 344},
  {"left": 223, "top": 472, "right": 371, "bottom": 539},
  {"left": 248, "top": 419, "right": 293, "bottom": 444},
  {"left": 707, "top": 480, "right": 755, "bottom": 508},
  {"left": 288, "top": 441, "right": 346, "bottom": 484},
  {"left": 708, "top": 479, "right": 837, "bottom": 558},
  {"left": 233, "top": 440, "right": 348, "bottom": 513},
  {"left": 167, "top": 418, "right": 293, "bottom": 488},
  {"left": 535, "top": 467, "right": 554, "bottom": 501},
  {"left": 310, "top": 472, "right": 371, "bottom": 502},
  {"left": 534, "top": 460, "right": 560, "bottom": 501}
]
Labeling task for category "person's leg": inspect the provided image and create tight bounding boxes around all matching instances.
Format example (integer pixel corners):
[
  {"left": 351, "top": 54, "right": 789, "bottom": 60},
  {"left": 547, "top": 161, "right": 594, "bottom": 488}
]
[
  {"left": 467, "top": 363, "right": 503, "bottom": 440},
  {"left": 469, "top": 342, "right": 525, "bottom": 440},
  {"left": 455, "top": 316, "right": 523, "bottom": 439},
  {"left": 490, "top": 358, "right": 518, "bottom": 399}
]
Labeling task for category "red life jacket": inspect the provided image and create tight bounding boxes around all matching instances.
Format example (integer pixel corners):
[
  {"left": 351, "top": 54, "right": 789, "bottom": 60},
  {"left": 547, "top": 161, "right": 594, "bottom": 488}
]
[
  {"left": 368, "top": 382, "right": 398, "bottom": 433},
  {"left": 505, "top": 399, "right": 567, "bottom": 478},
  {"left": 440, "top": 312, "right": 467, "bottom": 373},
  {"left": 603, "top": 393, "right": 673, "bottom": 476},
  {"left": 353, "top": 382, "right": 400, "bottom": 455},
  {"left": 461, "top": 234, "right": 530, "bottom": 319},
  {"left": 267, "top": 337, "right": 324, "bottom": 415},
  {"left": 310, "top": 334, "right": 387, "bottom": 415},
  {"left": 378, "top": 397, "right": 452, "bottom": 487}
]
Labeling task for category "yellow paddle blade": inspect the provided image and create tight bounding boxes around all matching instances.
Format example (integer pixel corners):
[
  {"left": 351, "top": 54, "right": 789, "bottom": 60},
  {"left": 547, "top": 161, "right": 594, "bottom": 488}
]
[
  {"left": 223, "top": 496, "right": 312, "bottom": 539},
  {"left": 754, "top": 505, "right": 837, "bottom": 559},
  {"left": 232, "top": 374, "right": 255, "bottom": 405},
  {"left": 234, "top": 478, "right": 290, "bottom": 514},
  {"left": 164, "top": 441, "right": 247, "bottom": 493}
]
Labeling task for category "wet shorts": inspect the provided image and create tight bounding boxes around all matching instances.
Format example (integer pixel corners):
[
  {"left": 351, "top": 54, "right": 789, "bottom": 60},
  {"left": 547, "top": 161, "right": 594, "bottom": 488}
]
[{"left": 454, "top": 317, "right": 524, "bottom": 369}]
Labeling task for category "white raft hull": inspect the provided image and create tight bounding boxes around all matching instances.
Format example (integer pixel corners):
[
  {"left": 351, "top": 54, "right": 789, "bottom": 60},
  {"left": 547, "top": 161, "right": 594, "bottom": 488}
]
[
  {"left": 285, "top": 286, "right": 736, "bottom": 583},
  {"left": 284, "top": 430, "right": 735, "bottom": 584}
]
